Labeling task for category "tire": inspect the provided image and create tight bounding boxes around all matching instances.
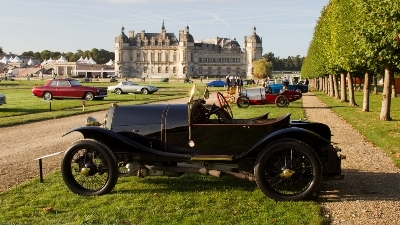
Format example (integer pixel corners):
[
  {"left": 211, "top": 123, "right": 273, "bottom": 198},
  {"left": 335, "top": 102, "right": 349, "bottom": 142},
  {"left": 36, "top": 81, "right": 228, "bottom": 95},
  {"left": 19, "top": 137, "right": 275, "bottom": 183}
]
[
  {"left": 275, "top": 95, "right": 289, "bottom": 107},
  {"left": 84, "top": 92, "right": 94, "bottom": 101},
  {"left": 295, "top": 89, "right": 302, "bottom": 93},
  {"left": 141, "top": 88, "right": 149, "bottom": 94},
  {"left": 115, "top": 88, "right": 122, "bottom": 95},
  {"left": 61, "top": 139, "right": 118, "bottom": 196},
  {"left": 236, "top": 96, "right": 250, "bottom": 108},
  {"left": 254, "top": 139, "right": 322, "bottom": 201},
  {"left": 43, "top": 92, "right": 53, "bottom": 101}
]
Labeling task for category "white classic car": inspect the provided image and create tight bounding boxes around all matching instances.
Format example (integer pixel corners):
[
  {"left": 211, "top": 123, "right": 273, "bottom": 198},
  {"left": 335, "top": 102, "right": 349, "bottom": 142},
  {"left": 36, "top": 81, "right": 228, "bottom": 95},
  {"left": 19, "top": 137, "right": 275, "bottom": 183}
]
[{"left": 107, "top": 81, "right": 158, "bottom": 95}]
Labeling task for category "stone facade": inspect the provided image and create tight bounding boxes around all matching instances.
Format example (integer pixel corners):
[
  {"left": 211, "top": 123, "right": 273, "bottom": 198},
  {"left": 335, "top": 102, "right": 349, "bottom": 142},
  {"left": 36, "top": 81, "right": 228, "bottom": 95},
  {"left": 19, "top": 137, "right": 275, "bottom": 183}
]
[{"left": 114, "top": 22, "right": 263, "bottom": 78}]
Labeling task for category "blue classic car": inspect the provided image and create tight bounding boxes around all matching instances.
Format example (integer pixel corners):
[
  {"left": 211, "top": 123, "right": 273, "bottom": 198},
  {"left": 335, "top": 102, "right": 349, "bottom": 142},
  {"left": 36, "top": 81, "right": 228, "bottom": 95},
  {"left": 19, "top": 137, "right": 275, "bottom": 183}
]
[
  {"left": 206, "top": 80, "right": 227, "bottom": 87},
  {"left": 268, "top": 83, "right": 308, "bottom": 94}
]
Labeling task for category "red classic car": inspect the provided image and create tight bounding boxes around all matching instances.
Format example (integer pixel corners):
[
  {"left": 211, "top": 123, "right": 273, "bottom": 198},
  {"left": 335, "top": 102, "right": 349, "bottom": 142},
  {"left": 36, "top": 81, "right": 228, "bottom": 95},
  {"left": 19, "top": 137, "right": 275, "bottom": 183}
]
[
  {"left": 32, "top": 78, "right": 107, "bottom": 101},
  {"left": 237, "top": 87, "right": 302, "bottom": 108}
]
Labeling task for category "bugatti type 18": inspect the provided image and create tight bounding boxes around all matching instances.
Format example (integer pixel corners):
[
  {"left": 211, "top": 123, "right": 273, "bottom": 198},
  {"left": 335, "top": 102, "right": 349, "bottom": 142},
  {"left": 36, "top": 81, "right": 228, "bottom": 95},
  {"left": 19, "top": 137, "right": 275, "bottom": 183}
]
[{"left": 61, "top": 85, "right": 344, "bottom": 201}]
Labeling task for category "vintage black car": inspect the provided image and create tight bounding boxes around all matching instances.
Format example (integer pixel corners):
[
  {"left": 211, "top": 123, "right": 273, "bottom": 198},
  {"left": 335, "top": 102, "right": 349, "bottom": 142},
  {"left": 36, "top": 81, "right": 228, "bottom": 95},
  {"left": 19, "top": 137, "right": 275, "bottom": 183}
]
[{"left": 61, "top": 85, "right": 344, "bottom": 201}]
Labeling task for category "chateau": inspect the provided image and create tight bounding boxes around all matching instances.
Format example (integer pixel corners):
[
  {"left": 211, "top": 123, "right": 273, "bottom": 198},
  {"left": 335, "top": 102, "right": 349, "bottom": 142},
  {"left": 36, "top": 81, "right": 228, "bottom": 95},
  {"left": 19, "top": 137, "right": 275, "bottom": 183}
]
[{"left": 114, "top": 22, "right": 263, "bottom": 79}]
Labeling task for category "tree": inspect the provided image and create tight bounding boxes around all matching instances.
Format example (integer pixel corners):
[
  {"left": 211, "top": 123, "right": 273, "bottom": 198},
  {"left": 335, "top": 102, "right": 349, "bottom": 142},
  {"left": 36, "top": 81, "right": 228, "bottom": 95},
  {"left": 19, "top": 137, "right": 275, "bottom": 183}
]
[
  {"left": 253, "top": 58, "right": 273, "bottom": 79},
  {"left": 0, "top": 46, "right": 3, "bottom": 54},
  {"left": 40, "top": 50, "right": 51, "bottom": 61}
]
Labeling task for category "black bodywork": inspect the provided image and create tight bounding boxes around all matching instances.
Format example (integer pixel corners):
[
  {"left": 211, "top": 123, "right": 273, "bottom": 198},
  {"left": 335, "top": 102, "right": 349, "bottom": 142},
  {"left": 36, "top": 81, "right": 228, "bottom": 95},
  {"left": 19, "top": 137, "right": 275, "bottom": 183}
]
[{"left": 61, "top": 86, "right": 344, "bottom": 201}]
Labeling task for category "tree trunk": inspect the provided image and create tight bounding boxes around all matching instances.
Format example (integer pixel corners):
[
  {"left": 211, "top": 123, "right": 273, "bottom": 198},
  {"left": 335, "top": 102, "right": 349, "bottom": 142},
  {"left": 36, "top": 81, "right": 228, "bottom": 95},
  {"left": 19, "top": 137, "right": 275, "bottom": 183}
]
[
  {"left": 320, "top": 77, "right": 323, "bottom": 92},
  {"left": 380, "top": 64, "right": 392, "bottom": 121},
  {"left": 347, "top": 72, "right": 358, "bottom": 106},
  {"left": 390, "top": 69, "right": 396, "bottom": 98},
  {"left": 329, "top": 74, "right": 334, "bottom": 97},
  {"left": 325, "top": 76, "right": 329, "bottom": 94},
  {"left": 340, "top": 73, "right": 348, "bottom": 102},
  {"left": 373, "top": 74, "right": 378, "bottom": 94},
  {"left": 362, "top": 71, "right": 371, "bottom": 112},
  {"left": 333, "top": 74, "right": 340, "bottom": 99}
]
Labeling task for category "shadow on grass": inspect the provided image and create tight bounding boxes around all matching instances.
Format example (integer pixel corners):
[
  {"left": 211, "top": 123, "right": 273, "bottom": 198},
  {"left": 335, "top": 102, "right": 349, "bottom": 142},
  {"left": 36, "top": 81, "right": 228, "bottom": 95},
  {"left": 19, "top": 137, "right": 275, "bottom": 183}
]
[
  {"left": 113, "top": 175, "right": 257, "bottom": 195},
  {"left": 317, "top": 169, "right": 400, "bottom": 202}
]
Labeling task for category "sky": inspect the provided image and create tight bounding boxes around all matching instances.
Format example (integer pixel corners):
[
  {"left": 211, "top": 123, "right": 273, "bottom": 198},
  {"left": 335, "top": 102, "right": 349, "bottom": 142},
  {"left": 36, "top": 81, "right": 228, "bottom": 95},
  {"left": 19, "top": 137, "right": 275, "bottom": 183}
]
[{"left": 0, "top": 0, "right": 328, "bottom": 58}]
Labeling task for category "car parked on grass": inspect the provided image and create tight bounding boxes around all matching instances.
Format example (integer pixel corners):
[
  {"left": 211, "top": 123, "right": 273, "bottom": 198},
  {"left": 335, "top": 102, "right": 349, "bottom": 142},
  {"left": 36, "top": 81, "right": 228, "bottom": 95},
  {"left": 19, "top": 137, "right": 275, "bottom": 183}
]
[
  {"left": 268, "top": 83, "right": 308, "bottom": 94},
  {"left": 107, "top": 81, "right": 158, "bottom": 95},
  {"left": 206, "top": 80, "right": 227, "bottom": 87},
  {"left": 60, "top": 85, "right": 344, "bottom": 201},
  {"left": 0, "top": 93, "right": 6, "bottom": 105},
  {"left": 32, "top": 78, "right": 108, "bottom": 101}
]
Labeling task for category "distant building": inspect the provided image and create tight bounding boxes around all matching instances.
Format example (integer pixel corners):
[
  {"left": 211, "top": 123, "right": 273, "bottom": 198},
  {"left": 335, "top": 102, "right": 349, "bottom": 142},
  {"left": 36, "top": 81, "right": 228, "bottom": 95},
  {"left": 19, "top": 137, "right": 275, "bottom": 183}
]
[{"left": 114, "top": 22, "right": 263, "bottom": 78}]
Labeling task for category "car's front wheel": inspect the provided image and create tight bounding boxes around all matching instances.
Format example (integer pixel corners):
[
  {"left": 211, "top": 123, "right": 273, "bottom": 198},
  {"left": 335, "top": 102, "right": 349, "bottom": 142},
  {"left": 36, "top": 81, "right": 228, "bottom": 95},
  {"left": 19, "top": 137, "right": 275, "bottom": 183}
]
[
  {"left": 61, "top": 139, "right": 118, "bottom": 196},
  {"left": 254, "top": 139, "right": 322, "bottom": 201},
  {"left": 115, "top": 88, "right": 122, "bottom": 95},
  {"left": 43, "top": 92, "right": 53, "bottom": 101},
  {"left": 141, "top": 88, "right": 149, "bottom": 94},
  {"left": 84, "top": 92, "right": 94, "bottom": 101}
]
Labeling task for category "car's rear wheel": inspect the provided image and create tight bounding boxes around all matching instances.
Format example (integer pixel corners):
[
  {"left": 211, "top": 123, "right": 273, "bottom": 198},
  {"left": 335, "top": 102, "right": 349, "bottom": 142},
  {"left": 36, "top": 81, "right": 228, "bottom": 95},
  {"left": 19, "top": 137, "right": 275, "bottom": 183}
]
[
  {"left": 84, "top": 92, "right": 94, "bottom": 101},
  {"left": 43, "top": 92, "right": 53, "bottom": 101},
  {"left": 275, "top": 95, "right": 289, "bottom": 107},
  {"left": 236, "top": 96, "right": 250, "bottom": 108},
  {"left": 141, "top": 88, "right": 149, "bottom": 94},
  {"left": 254, "top": 139, "right": 322, "bottom": 201},
  {"left": 61, "top": 139, "right": 118, "bottom": 196},
  {"left": 115, "top": 88, "right": 122, "bottom": 95},
  {"left": 295, "top": 89, "right": 302, "bottom": 93}
]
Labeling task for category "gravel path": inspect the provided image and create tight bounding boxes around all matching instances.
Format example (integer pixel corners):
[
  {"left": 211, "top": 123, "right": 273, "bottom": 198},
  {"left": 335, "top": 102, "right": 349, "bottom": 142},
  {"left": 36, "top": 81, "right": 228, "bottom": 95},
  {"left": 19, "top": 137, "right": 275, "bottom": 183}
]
[{"left": 0, "top": 92, "right": 399, "bottom": 224}]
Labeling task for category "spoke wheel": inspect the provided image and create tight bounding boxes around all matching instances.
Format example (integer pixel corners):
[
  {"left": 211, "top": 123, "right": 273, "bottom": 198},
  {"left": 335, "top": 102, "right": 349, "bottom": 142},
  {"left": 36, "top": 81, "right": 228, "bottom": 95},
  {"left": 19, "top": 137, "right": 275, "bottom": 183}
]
[
  {"left": 61, "top": 139, "right": 118, "bottom": 196},
  {"left": 275, "top": 95, "right": 289, "bottom": 107},
  {"left": 216, "top": 92, "right": 233, "bottom": 119},
  {"left": 255, "top": 139, "right": 322, "bottom": 201},
  {"left": 236, "top": 96, "right": 250, "bottom": 108}
]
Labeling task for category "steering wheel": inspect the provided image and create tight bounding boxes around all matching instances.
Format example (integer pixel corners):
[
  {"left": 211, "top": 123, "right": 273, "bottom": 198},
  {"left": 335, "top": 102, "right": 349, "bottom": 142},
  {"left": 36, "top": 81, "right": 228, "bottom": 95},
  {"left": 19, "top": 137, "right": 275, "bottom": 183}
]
[{"left": 216, "top": 92, "right": 233, "bottom": 120}]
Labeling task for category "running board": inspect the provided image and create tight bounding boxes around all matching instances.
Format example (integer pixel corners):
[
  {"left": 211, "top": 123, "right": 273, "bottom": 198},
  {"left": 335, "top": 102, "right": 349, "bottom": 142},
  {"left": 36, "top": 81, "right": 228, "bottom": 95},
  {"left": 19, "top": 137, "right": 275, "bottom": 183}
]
[{"left": 190, "top": 155, "right": 233, "bottom": 161}]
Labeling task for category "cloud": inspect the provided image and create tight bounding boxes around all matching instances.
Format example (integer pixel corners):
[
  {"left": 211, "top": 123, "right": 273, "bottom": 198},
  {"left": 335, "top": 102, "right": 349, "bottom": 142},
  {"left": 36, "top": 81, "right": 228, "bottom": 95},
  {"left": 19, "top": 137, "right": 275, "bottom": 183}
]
[{"left": 105, "top": 0, "right": 235, "bottom": 3}]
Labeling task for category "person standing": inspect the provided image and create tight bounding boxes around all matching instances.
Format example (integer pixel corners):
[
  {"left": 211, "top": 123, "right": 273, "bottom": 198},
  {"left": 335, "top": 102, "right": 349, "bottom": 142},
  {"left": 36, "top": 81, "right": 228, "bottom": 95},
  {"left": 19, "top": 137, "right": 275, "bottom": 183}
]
[{"left": 226, "top": 75, "right": 230, "bottom": 91}]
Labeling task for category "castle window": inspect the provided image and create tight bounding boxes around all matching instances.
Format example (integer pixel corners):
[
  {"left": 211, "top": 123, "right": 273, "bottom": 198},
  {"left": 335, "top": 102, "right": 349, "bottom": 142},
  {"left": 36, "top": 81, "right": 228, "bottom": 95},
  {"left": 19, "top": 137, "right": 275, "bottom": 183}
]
[
  {"left": 173, "top": 54, "right": 177, "bottom": 62},
  {"left": 151, "top": 53, "right": 155, "bottom": 62},
  {"left": 208, "top": 67, "right": 212, "bottom": 74},
  {"left": 158, "top": 67, "right": 161, "bottom": 73},
  {"left": 166, "top": 66, "right": 169, "bottom": 73},
  {"left": 165, "top": 53, "right": 169, "bottom": 62},
  {"left": 227, "top": 67, "right": 231, "bottom": 74},
  {"left": 183, "top": 52, "right": 187, "bottom": 61},
  {"left": 199, "top": 58, "right": 202, "bottom": 63},
  {"left": 158, "top": 53, "right": 161, "bottom": 62},
  {"left": 173, "top": 67, "right": 177, "bottom": 73},
  {"left": 183, "top": 67, "right": 187, "bottom": 74},
  {"left": 130, "top": 53, "right": 133, "bottom": 61},
  {"left": 199, "top": 67, "right": 203, "bottom": 73},
  {"left": 143, "top": 66, "right": 148, "bottom": 73}
]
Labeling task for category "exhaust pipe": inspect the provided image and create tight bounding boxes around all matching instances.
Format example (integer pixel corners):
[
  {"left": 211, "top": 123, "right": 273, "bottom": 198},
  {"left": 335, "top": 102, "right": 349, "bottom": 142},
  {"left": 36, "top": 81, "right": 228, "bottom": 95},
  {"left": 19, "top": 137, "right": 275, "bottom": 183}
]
[{"left": 144, "top": 165, "right": 255, "bottom": 182}]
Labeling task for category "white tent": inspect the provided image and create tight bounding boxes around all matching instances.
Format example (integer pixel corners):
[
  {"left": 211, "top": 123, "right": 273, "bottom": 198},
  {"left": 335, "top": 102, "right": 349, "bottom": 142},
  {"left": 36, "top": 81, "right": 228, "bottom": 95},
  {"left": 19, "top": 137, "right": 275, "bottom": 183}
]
[
  {"left": 76, "top": 56, "right": 85, "bottom": 63},
  {"left": 47, "top": 58, "right": 54, "bottom": 63},
  {"left": 8, "top": 56, "right": 14, "bottom": 62},
  {"left": 11, "top": 56, "right": 22, "bottom": 63},
  {"left": 84, "top": 57, "right": 89, "bottom": 63},
  {"left": 88, "top": 57, "right": 97, "bottom": 64},
  {"left": 106, "top": 59, "right": 114, "bottom": 66},
  {"left": 0, "top": 56, "right": 8, "bottom": 64},
  {"left": 42, "top": 59, "right": 47, "bottom": 65},
  {"left": 56, "top": 56, "right": 68, "bottom": 62},
  {"left": 27, "top": 58, "right": 34, "bottom": 65}
]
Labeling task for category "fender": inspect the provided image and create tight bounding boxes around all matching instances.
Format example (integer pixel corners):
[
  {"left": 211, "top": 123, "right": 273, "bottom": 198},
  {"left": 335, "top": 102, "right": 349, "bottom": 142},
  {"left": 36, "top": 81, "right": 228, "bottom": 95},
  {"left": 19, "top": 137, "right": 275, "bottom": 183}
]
[
  {"left": 63, "top": 126, "right": 193, "bottom": 159},
  {"left": 234, "top": 126, "right": 331, "bottom": 159}
]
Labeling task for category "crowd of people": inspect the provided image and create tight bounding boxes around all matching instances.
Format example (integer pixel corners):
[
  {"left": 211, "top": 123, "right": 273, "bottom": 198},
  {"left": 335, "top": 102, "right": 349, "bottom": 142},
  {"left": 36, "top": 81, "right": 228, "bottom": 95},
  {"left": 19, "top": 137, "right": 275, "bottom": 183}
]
[{"left": 225, "top": 75, "right": 244, "bottom": 93}]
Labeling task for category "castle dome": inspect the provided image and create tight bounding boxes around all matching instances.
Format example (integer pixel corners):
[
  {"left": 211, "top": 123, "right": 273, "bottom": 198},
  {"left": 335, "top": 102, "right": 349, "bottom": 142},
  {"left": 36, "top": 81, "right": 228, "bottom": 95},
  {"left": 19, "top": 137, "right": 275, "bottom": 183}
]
[
  {"left": 247, "top": 26, "right": 261, "bottom": 43},
  {"left": 115, "top": 26, "right": 129, "bottom": 43}
]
